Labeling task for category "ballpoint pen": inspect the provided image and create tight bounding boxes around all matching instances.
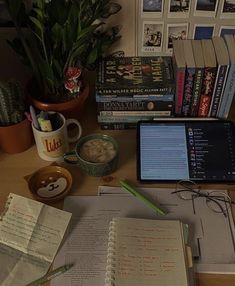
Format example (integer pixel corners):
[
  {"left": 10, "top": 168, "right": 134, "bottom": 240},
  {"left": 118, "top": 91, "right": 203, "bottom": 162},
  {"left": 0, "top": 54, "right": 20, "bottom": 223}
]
[
  {"left": 120, "top": 180, "right": 166, "bottom": 216},
  {"left": 26, "top": 263, "right": 74, "bottom": 286}
]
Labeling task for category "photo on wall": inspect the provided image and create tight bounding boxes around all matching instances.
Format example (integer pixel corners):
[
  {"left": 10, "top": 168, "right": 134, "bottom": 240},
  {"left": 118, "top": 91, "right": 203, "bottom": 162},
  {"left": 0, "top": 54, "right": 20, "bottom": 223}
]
[
  {"left": 193, "top": 24, "right": 215, "bottom": 39},
  {"left": 220, "top": 0, "right": 235, "bottom": 18},
  {"left": 141, "top": 0, "right": 164, "bottom": 17},
  {"left": 168, "top": 0, "right": 191, "bottom": 18},
  {"left": 219, "top": 26, "right": 235, "bottom": 37},
  {"left": 142, "top": 21, "right": 164, "bottom": 53},
  {"left": 194, "top": 0, "right": 219, "bottom": 17},
  {"left": 166, "top": 23, "right": 188, "bottom": 53}
]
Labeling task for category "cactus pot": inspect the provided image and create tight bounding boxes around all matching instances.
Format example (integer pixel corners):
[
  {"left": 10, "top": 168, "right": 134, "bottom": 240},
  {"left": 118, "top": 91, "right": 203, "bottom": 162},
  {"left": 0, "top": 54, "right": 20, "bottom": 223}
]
[
  {"left": 27, "top": 80, "right": 90, "bottom": 120},
  {"left": 0, "top": 118, "right": 33, "bottom": 154}
]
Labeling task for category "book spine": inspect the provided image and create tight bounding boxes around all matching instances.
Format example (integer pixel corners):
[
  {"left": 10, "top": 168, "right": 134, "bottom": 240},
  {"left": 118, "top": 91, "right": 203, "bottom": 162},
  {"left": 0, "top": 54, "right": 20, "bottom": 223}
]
[
  {"left": 100, "top": 122, "right": 137, "bottom": 130},
  {"left": 175, "top": 68, "right": 186, "bottom": 115},
  {"left": 96, "top": 94, "right": 174, "bottom": 101},
  {"left": 217, "top": 63, "right": 235, "bottom": 119},
  {"left": 209, "top": 65, "right": 229, "bottom": 117},
  {"left": 97, "top": 113, "right": 171, "bottom": 123},
  {"left": 181, "top": 67, "right": 195, "bottom": 116},
  {"left": 97, "top": 101, "right": 173, "bottom": 111},
  {"left": 99, "top": 110, "right": 172, "bottom": 117},
  {"left": 96, "top": 86, "right": 175, "bottom": 96},
  {"left": 190, "top": 67, "right": 204, "bottom": 116},
  {"left": 198, "top": 66, "right": 217, "bottom": 117}
]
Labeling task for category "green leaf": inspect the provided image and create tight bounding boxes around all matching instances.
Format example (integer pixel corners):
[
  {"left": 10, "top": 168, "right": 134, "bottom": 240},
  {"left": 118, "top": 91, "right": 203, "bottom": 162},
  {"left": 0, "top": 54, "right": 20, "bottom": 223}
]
[
  {"left": 51, "top": 23, "right": 63, "bottom": 46},
  {"left": 30, "top": 16, "right": 43, "bottom": 36},
  {"left": 33, "top": 7, "right": 43, "bottom": 20},
  {"left": 86, "top": 47, "right": 98, "bottom": 65}
]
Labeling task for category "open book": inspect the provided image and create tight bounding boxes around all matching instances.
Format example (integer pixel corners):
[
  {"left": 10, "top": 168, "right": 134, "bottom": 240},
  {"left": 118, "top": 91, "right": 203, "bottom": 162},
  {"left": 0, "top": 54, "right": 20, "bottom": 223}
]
[{"left": 105, "top": 217, "right": 192, "bottom": 286}]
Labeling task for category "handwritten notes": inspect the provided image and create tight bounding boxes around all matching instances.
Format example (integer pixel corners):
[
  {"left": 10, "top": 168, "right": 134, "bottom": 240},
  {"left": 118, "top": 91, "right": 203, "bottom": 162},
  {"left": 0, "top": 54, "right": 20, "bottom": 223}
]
[
  {"left": 105, "top": 218, "right": 189, "bottom": 286},
  {"left": 0, "top": 193, "right": 71, "bottom": 286}
]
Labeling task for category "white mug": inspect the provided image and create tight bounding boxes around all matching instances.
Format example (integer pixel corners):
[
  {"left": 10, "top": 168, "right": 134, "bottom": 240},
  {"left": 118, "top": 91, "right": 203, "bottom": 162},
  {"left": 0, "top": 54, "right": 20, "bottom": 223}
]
[{"left": 32, "top": 113, "right": 82, "bottom": 161}]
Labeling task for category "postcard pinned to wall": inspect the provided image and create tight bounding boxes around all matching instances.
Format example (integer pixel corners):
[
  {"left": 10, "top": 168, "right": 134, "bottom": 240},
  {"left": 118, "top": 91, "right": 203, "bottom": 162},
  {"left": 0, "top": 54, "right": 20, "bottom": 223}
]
[
  {"left": 220, "top": 0, "right": 235, "bottom": 18},
  {"left": 193, "top": 24, "right": 215, "bottom": 39},
  {"left": 168, "top": 0, "right": 191, "bottom": 18},
  {"left": 219, "top": 25, "right": 235, "bottom": 37},
  {"left": 141, "top": 21, "right": 164, "bottom": 53},
  {"left": 166, "top": 23, "right": 188, "bottom": 53},
  {"left": 140, "top": 0, "right": 164, "bottom": 18},
  {"left": 194, "top": 0, "right": 219, "bottom": 17}
]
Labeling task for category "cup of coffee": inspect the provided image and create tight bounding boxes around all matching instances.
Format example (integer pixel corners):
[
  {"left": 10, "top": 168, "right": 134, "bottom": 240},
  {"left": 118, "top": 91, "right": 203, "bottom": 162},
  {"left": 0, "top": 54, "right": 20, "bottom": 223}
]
[
  {"left": 32, "top": 112, "right": 82, "bottom": 161},
  {"left": 63, "top": 133, "right": 119, "bottom": 176}
]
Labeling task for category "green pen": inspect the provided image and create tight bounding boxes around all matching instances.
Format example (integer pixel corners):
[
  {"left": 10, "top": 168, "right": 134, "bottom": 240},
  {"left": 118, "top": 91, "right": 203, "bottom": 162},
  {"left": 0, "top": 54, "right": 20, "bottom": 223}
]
[{"left": 120, "top": 180, "right": 166, "bottom": 216}]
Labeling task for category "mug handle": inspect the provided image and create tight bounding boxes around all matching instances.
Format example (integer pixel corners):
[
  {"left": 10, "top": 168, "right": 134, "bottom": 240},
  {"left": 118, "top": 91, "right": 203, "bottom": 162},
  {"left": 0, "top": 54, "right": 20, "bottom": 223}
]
[
  {"left": 66, "top": 119, "right": 82, "bottom": 143},
  {"left": 64, "top": 150, "right": 79, "bottom": 164}
]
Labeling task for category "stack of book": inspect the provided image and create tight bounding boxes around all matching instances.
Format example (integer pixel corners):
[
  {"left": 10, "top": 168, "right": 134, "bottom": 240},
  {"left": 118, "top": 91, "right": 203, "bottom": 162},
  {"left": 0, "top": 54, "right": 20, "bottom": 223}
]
[
  {"left": 96, "top": 56, "right": 175, "bottom": 129},
  {"left": 173, "top": 35, "right": 235, "bottom": 118}
]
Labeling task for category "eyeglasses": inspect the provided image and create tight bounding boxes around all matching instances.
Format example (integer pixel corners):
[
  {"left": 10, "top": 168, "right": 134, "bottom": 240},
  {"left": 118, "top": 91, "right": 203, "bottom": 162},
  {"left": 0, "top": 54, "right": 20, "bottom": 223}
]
[{"left": 171, "top": 180, "right": 235, "bottom": 217}]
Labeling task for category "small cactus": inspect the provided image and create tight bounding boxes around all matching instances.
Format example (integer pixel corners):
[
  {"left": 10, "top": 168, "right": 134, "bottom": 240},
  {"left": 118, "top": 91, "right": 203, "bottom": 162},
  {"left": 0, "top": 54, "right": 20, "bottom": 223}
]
[{"left": 0, "top": 80, "right": 25, "bottom": 126}]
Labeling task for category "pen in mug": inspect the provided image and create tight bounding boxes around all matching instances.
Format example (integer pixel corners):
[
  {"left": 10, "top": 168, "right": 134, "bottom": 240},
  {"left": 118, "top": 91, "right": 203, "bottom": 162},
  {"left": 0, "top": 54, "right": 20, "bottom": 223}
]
[
  {"left": 120, "top": 180, "right": 166, "bottom": 216},
  {"left": 30, "top": 105, "right": 40, "bottom": 130},
  {"left": 25, "top": 263, "right": 74, "bottom": 286}
]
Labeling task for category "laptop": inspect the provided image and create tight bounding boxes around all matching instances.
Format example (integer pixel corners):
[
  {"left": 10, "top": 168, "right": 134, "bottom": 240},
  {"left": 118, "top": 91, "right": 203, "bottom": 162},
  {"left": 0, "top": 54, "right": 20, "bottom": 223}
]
[{"left": 137, "top": 120, "right": 235, "bottom": 183}]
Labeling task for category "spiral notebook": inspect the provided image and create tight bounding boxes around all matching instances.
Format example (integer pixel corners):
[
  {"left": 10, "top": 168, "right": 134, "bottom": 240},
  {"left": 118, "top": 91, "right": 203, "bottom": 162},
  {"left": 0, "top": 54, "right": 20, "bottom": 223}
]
[{"left": 105, "top": 217, "right": 193, "bottom": 286}]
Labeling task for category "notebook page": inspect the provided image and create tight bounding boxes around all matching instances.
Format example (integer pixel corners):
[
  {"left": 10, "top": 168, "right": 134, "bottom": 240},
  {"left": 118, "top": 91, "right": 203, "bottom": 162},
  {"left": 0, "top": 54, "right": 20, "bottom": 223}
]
[
  {"left": 106, "top": 218, "right": 189, "bottom": 286},
  {"left": 0, "top": 193, "right": 71, "bottom": 286}
]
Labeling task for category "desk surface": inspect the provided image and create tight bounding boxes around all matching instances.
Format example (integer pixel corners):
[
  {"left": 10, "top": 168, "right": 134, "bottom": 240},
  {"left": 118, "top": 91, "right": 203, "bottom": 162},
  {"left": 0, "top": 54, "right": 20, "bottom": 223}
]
[{"left": 1, "top": 96, "right": 235, "bottom": 286}]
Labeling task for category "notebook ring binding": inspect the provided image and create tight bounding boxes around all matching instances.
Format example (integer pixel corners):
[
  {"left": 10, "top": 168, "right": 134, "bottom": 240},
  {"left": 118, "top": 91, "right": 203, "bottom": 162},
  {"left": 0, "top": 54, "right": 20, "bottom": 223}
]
[{"left": 105, "top": 220, "right": 117, "bottom": 286}]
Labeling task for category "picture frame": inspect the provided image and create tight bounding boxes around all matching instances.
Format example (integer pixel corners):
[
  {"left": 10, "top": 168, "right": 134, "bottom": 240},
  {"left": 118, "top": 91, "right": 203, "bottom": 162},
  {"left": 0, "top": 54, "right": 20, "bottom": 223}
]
[
  {"left": 141, "top": 21, "right": 164, "bottom": 53},
  {"left": 220, "top": 0, "right": 235, "bottom": 18},
  {"left": 194, "top": 0, "right": 219, "bottom": 17},
  {"left": 168, "top": 0, "right": 191, "bottom": 18},
  {"left": 193, "top": 24, "right": 215, "bottom": 39},
  {"left": 166, "top": 23, "right": 188, "bottom": 53}
]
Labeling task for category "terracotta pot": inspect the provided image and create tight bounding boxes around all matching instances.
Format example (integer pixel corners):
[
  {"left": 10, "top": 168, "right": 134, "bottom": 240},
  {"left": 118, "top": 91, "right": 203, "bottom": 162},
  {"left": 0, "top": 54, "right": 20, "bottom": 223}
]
[
  {"left": 28, "top": 81, "right": 90, "bottom": 120},
  {"left": 0, "top": 119, "right": 33, "bottom": 154}
]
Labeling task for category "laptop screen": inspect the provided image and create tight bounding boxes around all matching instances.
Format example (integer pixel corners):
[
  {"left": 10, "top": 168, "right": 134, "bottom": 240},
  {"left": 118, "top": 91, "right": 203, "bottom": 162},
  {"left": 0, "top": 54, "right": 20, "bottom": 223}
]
[{"left": 137, "top": 120, "right": 235, "bottom": 182}]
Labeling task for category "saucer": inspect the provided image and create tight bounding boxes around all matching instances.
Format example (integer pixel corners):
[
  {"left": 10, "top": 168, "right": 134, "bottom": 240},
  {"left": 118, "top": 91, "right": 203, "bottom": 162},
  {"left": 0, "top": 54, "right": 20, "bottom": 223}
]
[{"left": 27, "top": 165, "right": 72, "bottom": 202}]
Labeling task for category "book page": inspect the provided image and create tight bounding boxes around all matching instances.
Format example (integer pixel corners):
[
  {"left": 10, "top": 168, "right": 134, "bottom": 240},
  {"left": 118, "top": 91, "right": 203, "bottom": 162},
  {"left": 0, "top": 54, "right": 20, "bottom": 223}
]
[
  {"left": 51, "top": 195, "right": 166, "bottom": 286},
  {"left": 0, "top": 193, "right": 71, "bottom": 286},
  {"left": 107, "top": 218, "right": 188, "bottom": 286}
]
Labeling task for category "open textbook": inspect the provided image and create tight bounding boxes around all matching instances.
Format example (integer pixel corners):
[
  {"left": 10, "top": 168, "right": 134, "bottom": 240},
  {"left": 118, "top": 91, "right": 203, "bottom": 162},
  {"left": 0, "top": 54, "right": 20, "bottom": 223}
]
[{"left": 0, "top": 193, "right": 72, "bottom": 286}]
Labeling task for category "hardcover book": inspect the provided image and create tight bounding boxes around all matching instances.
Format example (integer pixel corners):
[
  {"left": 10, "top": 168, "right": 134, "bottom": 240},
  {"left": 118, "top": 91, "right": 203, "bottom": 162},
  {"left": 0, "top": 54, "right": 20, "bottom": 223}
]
[
  {"left": 190, "top": 40, "right": 204, "bottom": 117},
  {"left": 96, "top": 99, "right": 173, "bottom": 112},
  {"left": 172, "top": 40, "right": 186, "bottom": 115},
  {"left": 217, "top": 35, "right": 235, "bottom": 119},
  {"left": 181, "top": 40, "right": 196, "bottom": 117},
  {"left": 209, "top": 36, "right": 230, "bottom": 117},
  {"left": 96, "top": 56, "right": 175, "bottom": 96},
  {"left": 198, "top": 39, "right": 217, "bottom": 117}
]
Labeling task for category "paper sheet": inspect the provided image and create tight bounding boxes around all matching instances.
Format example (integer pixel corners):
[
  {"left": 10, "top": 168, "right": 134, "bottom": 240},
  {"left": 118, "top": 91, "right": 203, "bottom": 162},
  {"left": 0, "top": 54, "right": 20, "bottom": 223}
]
[
  {"left": 98, "top": 186, "right": 235, "bottom": 274},
  {"left": 52, "top": 195, "right": 171, "bottom": 286},
  {"left": 0, "top": 193, "right": 72, "bottom": 286}
]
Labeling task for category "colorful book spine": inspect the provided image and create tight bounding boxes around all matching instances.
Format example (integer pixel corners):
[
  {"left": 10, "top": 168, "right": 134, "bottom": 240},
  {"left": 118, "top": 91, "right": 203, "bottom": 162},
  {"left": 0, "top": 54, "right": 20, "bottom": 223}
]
[
  {"left": 190, "top": 67, "right": 204, "bottom": 116},
  {"left": 97, "top": 112, "right": 171, "bottom": 123},
  {"left": 181, "top": 67, "right": 195, "bottom": 116},
  {"left": 198, "top": 67, "right": 217, "bottom": 117},
  {"left": 217, "top": 63, "right": 235, "bottom": 119},
  {"left": 209, "top": 65, "right": 229, "bottom": 117},
  {"left": 96, "top": 94, "right": 174, "bottom": 101},
  {"left": 97, "top": 100, "right": 173, "bottom": 112},
  {"left": 98, "top": 110, "right": 172, "bottom": 117},
  {"left": 100, "top": 122, "right": 137, "bottom": 130},
  {"left": 174, "top": 68, "right": 186, "bottom": 115}
]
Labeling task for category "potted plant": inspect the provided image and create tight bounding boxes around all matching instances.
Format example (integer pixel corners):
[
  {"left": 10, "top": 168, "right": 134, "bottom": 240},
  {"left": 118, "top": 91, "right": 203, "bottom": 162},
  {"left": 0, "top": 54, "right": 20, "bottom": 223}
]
[
  {"left": 0, "top": 80, "right": 33, "bottom": 154},
  {"left": 4, "top": 0, "right": 121, "bottom": 119}
]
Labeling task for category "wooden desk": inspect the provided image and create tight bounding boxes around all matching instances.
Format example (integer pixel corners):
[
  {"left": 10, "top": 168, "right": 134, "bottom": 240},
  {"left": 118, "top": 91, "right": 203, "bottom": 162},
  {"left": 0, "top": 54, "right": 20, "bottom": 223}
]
[{"left": 1, "top": 96, "right": 235, "bottom": 286}]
